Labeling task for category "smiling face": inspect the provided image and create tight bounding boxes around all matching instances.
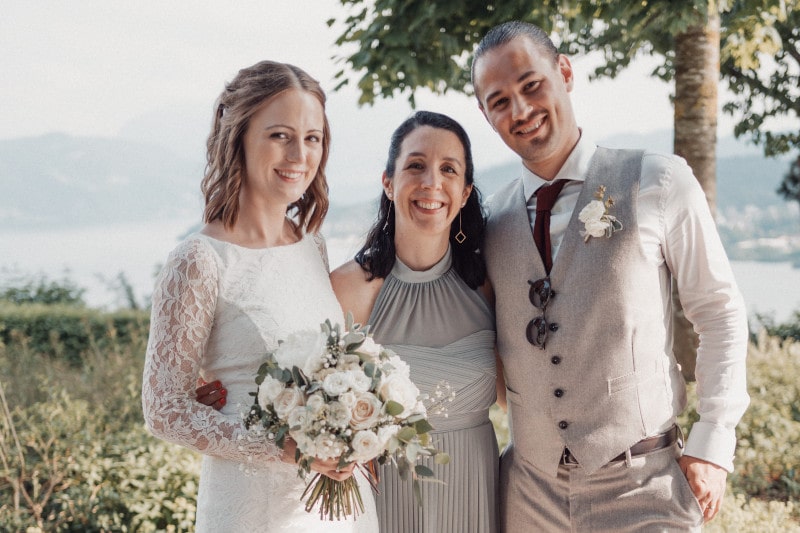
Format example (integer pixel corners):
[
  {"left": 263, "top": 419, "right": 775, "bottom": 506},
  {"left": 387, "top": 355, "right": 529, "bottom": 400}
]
[
  {"left": 241, "top": 88, "right": 325, "bottom": 210},
  {"left": 384, "top": 125, "right": 472, "bottom": 241},
  {"left": 473, "top": 35, "right": 580, "bottom": 180}
]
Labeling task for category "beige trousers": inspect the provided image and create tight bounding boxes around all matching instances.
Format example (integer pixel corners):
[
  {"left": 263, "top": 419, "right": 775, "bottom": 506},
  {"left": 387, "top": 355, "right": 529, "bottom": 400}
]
[{"left": 499, "top": 443, "right": 704, "bottom": 532}]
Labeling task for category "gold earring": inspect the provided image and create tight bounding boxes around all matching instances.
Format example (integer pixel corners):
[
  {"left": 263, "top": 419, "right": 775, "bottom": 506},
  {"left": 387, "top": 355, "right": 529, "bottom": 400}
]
[{"left": 455, "top": 209, "right": 466, "bottom": 244}]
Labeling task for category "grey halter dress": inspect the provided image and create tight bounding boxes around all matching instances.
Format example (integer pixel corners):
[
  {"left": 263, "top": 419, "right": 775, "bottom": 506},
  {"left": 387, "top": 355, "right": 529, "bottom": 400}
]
[{"left": 369, "top": 249, "right": 498, "bottom": 533}]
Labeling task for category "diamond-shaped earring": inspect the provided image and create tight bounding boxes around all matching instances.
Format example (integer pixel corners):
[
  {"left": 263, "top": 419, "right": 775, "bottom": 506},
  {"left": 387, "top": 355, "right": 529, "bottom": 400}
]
[{"left": 455, "top": 210, "right": 466, "bottom": 244}]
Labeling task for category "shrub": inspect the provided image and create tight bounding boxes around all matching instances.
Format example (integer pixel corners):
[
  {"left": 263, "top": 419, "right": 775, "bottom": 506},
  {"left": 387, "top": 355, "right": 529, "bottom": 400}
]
[{"left": 0, "top": 302, "right": 149, "bottom": 365}]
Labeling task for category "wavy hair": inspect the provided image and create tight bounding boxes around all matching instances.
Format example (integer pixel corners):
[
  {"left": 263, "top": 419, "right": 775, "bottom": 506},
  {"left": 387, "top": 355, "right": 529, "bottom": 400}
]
[
  {"left": 355, "top": 111, "right": 487, "bottom": 289},
  {"left": 200, "top": 60, "right": 330, "bottom": 235}
]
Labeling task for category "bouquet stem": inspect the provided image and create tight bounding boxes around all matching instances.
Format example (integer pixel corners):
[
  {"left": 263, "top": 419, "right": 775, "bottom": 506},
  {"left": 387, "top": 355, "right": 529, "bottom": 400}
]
[{"left": 300, "top": 462, "right": 379, "bottom": 521}]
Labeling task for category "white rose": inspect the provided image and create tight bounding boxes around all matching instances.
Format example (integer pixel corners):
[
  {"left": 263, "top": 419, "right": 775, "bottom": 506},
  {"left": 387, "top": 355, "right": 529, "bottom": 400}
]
[
  {"left": 323, "top": 372, "right": 353, "bottom": 396},
  {"left": 378, "top": 373, "right": 420, "bottom": 417},
  {"left": 578, "top": 199, "right": 606, "bottom": 223},
  {"left": 338, "top": 391, "right": 357, "bottom": 410},
  {"left": 584, "top": 219, "right": 610, "bottom": 238},
  {"left": 354, "top": 336, "right": 382, "bottom": 359},
  {"left": 327, "top": 401, "right": 352, "bottom": 429},
  {"left": 257, "top": 375, "right": 284, "bottom": 409},
  {"left": 273, "top": 330, "right": 328, "bottom": 373},
  {"left": 350, "top": 392, "right": 383, "bottom": 430},
  {"left": 383, "top": 355, "right": 410, "bottom": 379},
  {"left": 350, "top": 430, "right": 383, "bottom": 462},
  {"left": 314, "top": 433, "right": 345, "bottom": 460},
  {"left": 377, "top": 424, "right": 400, "bottom": 446},
  {"left": 349, "top": 370, "right": 373, "bottom": 393},
  {"left": 273, "top": 387, "right": 304, "bottom": 419},
  {"left": 287, "top": 406, "right": 311, "bottom": 431}
]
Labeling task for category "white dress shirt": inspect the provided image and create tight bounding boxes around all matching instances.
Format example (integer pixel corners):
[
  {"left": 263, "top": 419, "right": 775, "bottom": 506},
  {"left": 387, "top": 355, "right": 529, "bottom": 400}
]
[{"left": 518, "top": 131, "right": 750, "bottom": 472}]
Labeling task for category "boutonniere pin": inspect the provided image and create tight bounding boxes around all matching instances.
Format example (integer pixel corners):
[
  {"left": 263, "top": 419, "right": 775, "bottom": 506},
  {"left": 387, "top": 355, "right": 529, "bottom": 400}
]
[{"left": 578, "top": 185, "right": 623, "bottom": 242}]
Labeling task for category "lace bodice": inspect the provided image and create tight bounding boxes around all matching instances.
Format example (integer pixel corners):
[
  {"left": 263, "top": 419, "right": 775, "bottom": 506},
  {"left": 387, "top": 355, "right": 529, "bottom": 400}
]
[{"left": 142, "top": 232, "right": 344, "bottom": 467}]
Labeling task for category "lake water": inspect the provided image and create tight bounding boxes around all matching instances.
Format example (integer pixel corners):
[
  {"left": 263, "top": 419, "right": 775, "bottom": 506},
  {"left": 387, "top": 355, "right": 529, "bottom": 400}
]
[{"left": 1, "top": 219, "right": 798, "bottom": 324}]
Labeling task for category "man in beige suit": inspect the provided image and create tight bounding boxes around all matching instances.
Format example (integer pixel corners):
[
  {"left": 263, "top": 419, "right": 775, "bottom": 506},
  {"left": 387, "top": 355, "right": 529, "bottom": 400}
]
[{"left": 471, "top": 21, "right": 749, "bottom": 531}]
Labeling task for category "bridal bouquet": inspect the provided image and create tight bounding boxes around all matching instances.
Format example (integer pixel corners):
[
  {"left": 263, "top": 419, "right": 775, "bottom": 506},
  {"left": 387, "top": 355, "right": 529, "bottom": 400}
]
[{"left": 245, "top": 314, "right": 449, "bottom": 521}]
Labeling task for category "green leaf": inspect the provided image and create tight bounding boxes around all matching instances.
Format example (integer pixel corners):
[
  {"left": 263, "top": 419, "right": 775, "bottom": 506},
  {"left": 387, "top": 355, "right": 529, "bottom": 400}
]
[
  {"left": 415, "top": 464, "right": 435, "bottom": 478},
  {"left": 414, "top": 419, "right": 434, "bottom": 434},
  {"left": 434, "top": 452, "right": 450, "bottom": 465},
  {"left": 396, "top": 426, "right": 416, "bottom": 442},
  {"left": 385, "top": 400, "right": 404, "bottom": 416}
]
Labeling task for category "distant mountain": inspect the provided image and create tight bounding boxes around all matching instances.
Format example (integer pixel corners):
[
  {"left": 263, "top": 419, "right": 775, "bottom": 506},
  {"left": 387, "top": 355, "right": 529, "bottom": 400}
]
[
  {"left": 0, "top": 133, "right": 203, "bottom": 229},
  {"left": 0, "top": 131, "right": 792, "bottom": 234},
  {"left": 473, "top": 130, "right": 790, "bottom": 211}
]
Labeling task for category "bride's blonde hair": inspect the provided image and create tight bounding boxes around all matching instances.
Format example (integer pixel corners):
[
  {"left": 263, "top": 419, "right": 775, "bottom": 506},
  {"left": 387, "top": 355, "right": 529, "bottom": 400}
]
[{"left": 201, "top": 60, "right": 330, "bottom": 235}]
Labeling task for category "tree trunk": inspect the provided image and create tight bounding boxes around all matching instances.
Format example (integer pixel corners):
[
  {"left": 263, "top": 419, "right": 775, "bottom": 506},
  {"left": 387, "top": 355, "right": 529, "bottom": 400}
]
[{"left": 671, "top": 7, "right": 720, "bottom": 381}]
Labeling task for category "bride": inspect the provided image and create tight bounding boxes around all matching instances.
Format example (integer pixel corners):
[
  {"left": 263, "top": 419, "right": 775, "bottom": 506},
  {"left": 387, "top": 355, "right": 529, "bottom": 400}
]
[{"left": 141, "top": 60, "right": 378, "bottom": 532}]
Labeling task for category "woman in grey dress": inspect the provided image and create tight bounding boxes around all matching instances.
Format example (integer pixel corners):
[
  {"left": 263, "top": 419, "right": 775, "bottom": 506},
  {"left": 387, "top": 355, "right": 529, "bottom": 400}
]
[{"left": 331, "top": 111, "right": 505, "bottom": 533}]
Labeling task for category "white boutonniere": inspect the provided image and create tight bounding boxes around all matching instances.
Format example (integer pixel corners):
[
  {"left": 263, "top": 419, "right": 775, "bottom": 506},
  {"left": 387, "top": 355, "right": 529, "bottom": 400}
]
[{"left": 578, "top": 185, "right": 623, "bottom": 242}]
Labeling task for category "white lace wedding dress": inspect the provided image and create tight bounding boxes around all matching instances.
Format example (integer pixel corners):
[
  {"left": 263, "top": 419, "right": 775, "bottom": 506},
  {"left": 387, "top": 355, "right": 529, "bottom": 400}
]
[{"left": 142, "top": 232, "right": 379, "bottom": 532}]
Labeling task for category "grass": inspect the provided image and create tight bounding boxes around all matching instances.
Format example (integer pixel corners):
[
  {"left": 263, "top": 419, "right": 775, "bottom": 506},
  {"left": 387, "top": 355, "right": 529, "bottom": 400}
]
[{"left": 0, "top": 313, "right": 798, "bottom": 531}]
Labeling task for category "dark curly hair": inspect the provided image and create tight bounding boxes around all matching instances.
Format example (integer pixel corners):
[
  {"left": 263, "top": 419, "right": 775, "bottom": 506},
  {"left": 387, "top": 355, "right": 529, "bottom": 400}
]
[{"left": 355, "top": 111, "right": 487, "bottom": 289}]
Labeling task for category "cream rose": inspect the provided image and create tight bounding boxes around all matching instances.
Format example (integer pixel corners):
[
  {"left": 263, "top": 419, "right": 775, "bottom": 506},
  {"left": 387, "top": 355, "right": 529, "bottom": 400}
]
[
  {"left": 273, "top": 387, "right": 304, "bottom": 419},
  {"left": 350, "top": 392, "right": 382, "bottom": 430},
  {"left": 350, "top": 430, "right": 383, "bottom": 462},
  {"left": 378, "top": 373, "right": 420, "bottom": 417},
  {"left": 257, "top": 375, "right": 284, "bottom": 410}
]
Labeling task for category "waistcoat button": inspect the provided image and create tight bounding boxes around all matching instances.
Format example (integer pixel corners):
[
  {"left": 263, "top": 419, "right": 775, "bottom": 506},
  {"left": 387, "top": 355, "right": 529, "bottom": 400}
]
[
  {"left": 551, "top": 355, "right": 561, "bottom": 365},
  {"left": 554, "top": 388, "right": 564, "bottom": 398},
  {"left": 549, "top": 323, "right": 559, "bottom": 332},
  {"left": 558, "top": 420, "right": 569, "bottom": 430}
]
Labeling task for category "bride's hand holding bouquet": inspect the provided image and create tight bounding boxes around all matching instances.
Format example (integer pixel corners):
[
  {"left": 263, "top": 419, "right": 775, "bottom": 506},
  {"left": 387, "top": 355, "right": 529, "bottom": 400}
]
[{"left": 245, "top": 313, "right": 449, "bottom": 521}]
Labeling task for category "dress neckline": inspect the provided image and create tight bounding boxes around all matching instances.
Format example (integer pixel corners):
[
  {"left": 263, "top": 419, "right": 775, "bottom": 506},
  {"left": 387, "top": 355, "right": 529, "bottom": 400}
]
[
  {"left": 194, "top": 231, "right": 308, "bottom": 252},
  {"left": 392, "top": 246, "right": 452, "bottom": 283}
]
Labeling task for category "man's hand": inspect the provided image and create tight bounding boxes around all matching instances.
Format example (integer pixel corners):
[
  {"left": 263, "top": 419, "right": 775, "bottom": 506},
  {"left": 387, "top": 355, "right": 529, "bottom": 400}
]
[
  {"left": 678, "top": 455, "right": 727, "bottom": 523},
  {"left": 196, "top": 379, "right": 227, "bottom": 410}
]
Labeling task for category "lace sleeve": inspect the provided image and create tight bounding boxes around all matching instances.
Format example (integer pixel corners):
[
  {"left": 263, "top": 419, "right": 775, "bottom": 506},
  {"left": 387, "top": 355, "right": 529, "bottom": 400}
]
[
  {"left": 142, "top": 238, "right": 281, "bottom": 467},
  {"left": 311, "top": 232, "right": 331, "bottom": 273}
]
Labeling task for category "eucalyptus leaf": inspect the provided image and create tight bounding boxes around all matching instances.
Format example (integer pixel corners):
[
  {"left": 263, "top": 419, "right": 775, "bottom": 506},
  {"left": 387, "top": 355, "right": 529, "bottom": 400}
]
[
  {"left": 385, "top": 400, "right": 404, "bottom": 417},
  {"left": 415, "top": 464, "right": 435, "bottom": 478}
]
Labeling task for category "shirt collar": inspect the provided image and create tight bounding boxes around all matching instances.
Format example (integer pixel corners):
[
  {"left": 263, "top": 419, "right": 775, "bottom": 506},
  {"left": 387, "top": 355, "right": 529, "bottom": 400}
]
[{"left": 522, "top": 130, "right": 598, "bottom": 201}]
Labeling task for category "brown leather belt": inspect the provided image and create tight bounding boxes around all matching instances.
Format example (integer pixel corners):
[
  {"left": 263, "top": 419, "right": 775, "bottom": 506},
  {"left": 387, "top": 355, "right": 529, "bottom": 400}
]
[{"left": 560, "top": 425, "right": 681, "bottom": 466}]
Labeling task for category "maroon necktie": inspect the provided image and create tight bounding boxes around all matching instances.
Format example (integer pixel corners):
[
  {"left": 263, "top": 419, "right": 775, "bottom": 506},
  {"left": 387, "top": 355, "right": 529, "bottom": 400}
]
[{"left": 533, "top": 180, "right": 567, "bottom": 273}]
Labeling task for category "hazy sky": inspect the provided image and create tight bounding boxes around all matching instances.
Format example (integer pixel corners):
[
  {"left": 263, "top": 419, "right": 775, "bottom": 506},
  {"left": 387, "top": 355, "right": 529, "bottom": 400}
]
[{"left": 2, "top": 0, "right": 747, "bottom": 200}]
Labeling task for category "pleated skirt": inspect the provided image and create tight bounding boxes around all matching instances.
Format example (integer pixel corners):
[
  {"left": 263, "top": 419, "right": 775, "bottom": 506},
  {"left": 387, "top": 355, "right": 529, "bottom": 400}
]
[{"left": 375, "top": 420, "right": 499, "bottom": 533}]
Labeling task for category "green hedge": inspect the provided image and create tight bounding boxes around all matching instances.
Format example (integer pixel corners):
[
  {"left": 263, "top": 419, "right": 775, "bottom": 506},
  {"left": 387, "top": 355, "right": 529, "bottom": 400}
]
[{"left": 0, "top": 303, "right": 149, "bottom": 365}]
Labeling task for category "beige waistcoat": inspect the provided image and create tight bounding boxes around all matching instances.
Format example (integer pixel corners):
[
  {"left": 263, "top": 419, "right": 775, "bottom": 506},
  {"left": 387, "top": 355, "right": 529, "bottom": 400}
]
[{"left": 485, "top": 148, "right": 687, "bottom": 477}]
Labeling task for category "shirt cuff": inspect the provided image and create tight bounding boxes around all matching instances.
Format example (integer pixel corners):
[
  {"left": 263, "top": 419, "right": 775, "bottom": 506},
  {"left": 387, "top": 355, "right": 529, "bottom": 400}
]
[{"left": 683, "top": 421, "right": 737, "bottom": 473}]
